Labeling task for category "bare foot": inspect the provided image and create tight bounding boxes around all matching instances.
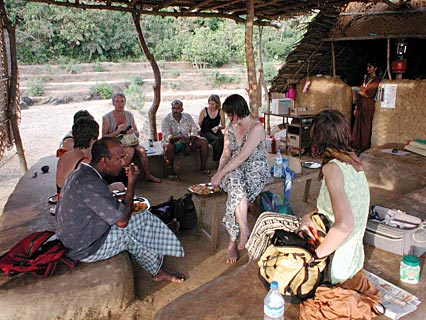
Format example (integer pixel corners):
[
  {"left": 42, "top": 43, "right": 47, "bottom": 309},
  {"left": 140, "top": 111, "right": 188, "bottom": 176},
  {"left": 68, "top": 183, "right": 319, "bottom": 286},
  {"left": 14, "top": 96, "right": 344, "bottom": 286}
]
[
  {"left": 147, "top": 174, "right": 161, "bottom": 183},
  {"left": 153, "top": 268, "right": 186, "bottom": 283},
  {"left": 226, "top": 241, "right": 239, "bottom": 264},
  {"left": 237, "top": 227, "right": 250, "bottom": 250}
]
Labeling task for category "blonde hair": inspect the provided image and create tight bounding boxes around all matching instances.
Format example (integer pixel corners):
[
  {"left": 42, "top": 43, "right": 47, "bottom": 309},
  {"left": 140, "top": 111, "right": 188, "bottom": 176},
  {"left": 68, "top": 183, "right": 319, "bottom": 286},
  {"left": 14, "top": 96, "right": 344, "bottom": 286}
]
[{"left": 208, "top": 94, "right": 221, "bottom": 110}]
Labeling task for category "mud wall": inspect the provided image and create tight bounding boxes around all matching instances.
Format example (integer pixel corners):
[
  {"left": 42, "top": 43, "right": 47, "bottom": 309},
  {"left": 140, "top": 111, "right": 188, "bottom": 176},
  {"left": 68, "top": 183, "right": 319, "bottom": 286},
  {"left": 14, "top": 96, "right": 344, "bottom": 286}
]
[
  {"left": 294, "top": 76, "right": 353, "bottom": 121},
  {"left": 372, "top": 79, "right": 426, "bottom": 147},
  {"left": 290, "top": 78, "right": 426, "bottom": 147}
]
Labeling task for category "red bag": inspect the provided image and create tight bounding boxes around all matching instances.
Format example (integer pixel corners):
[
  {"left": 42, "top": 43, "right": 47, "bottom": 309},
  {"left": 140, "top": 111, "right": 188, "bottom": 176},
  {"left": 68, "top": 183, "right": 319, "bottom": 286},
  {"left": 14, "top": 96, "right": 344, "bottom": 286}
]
[{"left": 0, "top": 231, "right": 77, "bottom": 277}]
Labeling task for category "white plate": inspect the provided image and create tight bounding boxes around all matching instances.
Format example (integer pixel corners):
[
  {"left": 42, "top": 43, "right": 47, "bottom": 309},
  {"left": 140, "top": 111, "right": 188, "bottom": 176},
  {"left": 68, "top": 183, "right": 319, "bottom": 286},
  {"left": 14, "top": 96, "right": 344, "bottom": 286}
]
[
  {"left": 302, "top": 162, "right": 321, "bottom": 169},
  {"left": 133, "top": 196, "right": 151, "bottom": 213}
]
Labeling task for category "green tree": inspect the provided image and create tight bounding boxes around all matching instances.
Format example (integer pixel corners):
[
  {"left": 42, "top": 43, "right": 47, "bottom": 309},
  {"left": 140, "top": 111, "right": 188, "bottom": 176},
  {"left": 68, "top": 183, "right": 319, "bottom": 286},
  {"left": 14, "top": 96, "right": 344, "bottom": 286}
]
[{"left": 182, "top": 27, "right": 230, "bottom": 66}]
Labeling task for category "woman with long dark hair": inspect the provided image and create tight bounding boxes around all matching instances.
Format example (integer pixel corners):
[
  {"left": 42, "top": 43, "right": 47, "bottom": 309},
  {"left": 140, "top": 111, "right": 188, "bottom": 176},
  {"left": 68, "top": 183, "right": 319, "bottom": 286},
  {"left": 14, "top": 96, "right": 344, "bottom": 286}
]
[{"left": 300, "top": 109, "right": 368, "bottom": 284}]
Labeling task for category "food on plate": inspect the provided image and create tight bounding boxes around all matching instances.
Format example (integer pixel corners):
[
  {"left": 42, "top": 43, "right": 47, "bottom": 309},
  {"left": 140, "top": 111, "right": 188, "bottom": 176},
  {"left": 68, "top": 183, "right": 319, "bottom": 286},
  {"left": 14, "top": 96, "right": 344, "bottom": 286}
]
[
  {"left": 134, "top": 201, "right": 148, "bottom": 213},
  {"left": 189, "top": 184, "right": 221, "bottom": 195}
]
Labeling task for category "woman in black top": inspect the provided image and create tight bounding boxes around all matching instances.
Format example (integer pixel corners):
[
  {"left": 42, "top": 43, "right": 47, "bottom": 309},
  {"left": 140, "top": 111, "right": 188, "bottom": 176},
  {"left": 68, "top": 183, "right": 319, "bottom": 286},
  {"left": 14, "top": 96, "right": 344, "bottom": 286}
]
[{"left": 198, "top": 94, "right": 226, "bottom": 161}]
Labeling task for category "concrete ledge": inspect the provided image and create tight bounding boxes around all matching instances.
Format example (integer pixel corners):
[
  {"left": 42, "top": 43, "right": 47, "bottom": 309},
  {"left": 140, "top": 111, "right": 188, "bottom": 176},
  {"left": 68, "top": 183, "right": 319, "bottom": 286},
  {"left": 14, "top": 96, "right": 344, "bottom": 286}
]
[
  {"left": 0, "top": 253, "right": 134, "bottom": 320},
  {"left": 360, "top": 144, "right": 426, "bottom": 203},
  {"left": 0, "top": 155, "right": 135, "bottom": 319}
]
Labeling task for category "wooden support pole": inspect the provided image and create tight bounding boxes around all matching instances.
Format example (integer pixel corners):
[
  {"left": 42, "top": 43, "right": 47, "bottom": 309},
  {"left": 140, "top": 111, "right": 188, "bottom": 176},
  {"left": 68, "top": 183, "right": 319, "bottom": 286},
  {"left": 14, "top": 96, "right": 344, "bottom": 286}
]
[
  {"left": 258, "top": 26, "right": 269, "bottom": 120},
  {"left": 331, "top": 42, "right": 336, "bottom": 77},
  {"left": 387, "top": 38, "right": 392, "bottom": 80},
  {"left": 133, "top": 12, "right": 161, "bottom": 141},
  {"left": 1, "top": 3, "right": 28, "bottom": 172},
  {"left": 245, "top": 0, "right": 260, "bottom": 117}
]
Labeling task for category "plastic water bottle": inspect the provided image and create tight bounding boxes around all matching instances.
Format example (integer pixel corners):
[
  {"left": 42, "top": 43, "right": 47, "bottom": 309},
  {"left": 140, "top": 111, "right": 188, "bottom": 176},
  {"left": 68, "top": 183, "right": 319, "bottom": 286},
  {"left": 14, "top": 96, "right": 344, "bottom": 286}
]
[
  {"left": 264, "top": 281, "right": 285, "bottom": 320},
  {"left": 273, "top": 149, "right": 283, "bottom": 178}
]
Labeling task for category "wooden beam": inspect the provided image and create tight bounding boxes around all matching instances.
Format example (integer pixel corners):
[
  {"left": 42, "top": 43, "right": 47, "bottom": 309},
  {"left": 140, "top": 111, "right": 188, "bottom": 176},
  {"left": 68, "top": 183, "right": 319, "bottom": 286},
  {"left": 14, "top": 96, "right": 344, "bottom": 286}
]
[
  {"left": 324, "top": 35, "right": 426, "bottom": 41},
  {"left": 205, "top": 0, "right": 244, "bottom": 12},
  {"left": 24, "top": 0, "right": 133, "bottom": 13}
]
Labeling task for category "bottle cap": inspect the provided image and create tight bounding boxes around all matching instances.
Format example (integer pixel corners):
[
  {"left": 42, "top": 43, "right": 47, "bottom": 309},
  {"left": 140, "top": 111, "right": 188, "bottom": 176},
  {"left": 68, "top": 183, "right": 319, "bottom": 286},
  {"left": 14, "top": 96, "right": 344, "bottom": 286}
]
[
  {"left": 403, "top": 255, "right": 420, "bottom": 266},
  {"left": 270, "top": 281, "right": 278, "bottom": 290}
]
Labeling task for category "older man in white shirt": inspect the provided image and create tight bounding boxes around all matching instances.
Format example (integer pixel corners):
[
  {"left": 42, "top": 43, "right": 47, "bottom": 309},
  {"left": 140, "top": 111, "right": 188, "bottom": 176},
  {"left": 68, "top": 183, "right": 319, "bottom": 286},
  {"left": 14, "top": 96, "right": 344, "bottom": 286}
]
[{"left": 161, "top": 99, "right": 210, "bottom": 180}]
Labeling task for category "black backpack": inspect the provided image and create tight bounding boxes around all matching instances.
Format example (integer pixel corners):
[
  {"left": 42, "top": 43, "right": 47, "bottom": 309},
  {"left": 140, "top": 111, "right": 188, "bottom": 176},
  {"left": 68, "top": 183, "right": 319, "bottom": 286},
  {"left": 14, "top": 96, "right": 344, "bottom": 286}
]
[
  {"left": 150, "top": 193, "right": 198, "bottom": 231},
  {"left": 0, "top": 231, "right": 77, "bottom": 277}
]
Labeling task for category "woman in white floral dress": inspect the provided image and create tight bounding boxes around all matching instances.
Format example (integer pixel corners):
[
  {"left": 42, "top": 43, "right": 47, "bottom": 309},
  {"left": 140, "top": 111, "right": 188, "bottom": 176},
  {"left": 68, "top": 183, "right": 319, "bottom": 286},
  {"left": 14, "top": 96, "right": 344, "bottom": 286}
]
[{"left": 211, "top": 94, "right": 269, "bottom": 264}]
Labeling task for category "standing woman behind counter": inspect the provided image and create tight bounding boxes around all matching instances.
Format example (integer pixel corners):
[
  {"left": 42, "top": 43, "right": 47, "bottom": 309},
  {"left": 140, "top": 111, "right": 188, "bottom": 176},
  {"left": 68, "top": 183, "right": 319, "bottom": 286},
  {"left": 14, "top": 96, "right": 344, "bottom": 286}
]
[
  {"left": 351, "top": 61, "right": 380, "bottom": 154},
  {"left": 198, "top": 94, "right": 226, "bottom": 161}
]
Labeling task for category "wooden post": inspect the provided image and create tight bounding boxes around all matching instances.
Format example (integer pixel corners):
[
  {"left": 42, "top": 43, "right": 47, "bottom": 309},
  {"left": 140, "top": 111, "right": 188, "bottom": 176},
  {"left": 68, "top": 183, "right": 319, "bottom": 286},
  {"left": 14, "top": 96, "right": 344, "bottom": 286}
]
[
  {"left": 245, "top": 0, "right": 260, "bottom": 117},
  {"left": 387, "top": 38, "right": 392, "bottom": 80},
  {"left": 258, "top": 26, "right": 269, "bottom": 121},
  {"left": 1, "top": 3, "right": 27, "bottom": 172},
  {"left": 133, "top": 12, "right": 161, "bottom": 141},
  {"left": 331, "top": 42, "right": 336, "bottom": 77}
]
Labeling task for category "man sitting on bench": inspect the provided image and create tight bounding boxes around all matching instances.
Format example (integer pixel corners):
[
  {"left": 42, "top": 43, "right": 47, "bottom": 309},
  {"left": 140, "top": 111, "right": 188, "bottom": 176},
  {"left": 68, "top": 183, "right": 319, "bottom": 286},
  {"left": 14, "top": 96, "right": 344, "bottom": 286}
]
[
  {"left": 56, "top": 137, "right": 186, "bottom": 282},
  {"left": 161, "top": 99, "right": 211, "bottom": 181}
]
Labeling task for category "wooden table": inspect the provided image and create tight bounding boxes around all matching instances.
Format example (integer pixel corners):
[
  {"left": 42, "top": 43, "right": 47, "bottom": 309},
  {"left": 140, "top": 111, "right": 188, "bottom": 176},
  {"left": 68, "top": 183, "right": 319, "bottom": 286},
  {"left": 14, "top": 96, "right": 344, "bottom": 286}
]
[{"left": 193, "top": 168, "right": 319, "bottom": 252}]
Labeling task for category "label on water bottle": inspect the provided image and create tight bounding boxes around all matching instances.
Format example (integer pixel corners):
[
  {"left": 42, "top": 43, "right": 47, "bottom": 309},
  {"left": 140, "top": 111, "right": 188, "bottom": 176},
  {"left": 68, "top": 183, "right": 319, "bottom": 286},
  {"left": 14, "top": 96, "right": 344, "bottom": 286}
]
[{"left": 264, "top": 304, "right": 284, "bottom": 318}]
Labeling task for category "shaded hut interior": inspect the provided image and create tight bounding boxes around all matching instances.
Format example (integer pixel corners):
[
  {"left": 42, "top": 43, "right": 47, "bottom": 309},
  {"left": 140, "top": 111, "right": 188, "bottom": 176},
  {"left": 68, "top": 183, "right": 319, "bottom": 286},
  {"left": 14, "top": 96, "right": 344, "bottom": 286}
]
[
  {"left": 270, "top": 2, "right": 426, "bottom": 92},
  {"left": 269, "top": 1, "right": 426, "bottom": 148}
]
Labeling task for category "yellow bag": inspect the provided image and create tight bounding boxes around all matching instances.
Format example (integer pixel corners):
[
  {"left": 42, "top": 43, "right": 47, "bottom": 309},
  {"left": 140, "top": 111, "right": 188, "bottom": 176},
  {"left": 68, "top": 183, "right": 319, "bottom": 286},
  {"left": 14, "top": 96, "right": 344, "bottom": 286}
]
[{"left": 258, "top": 213, "right": 330, "bottom": 303}]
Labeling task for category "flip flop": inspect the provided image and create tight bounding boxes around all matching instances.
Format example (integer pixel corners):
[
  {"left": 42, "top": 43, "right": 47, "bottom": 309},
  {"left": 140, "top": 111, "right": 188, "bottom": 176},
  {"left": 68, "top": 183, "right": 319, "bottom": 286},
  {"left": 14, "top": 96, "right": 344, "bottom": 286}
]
[
  {"left": 167, "top": 175, "right": 180, "bottom": 182},
  {"left": 48, "top": 194, "right": 58, "bottom": 205}
]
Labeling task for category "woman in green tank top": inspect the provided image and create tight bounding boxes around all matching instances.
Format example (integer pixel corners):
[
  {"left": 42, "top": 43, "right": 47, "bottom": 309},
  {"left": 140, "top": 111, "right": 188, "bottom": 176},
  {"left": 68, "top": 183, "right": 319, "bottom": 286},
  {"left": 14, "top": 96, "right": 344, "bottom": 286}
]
[{"left": 299, "top": 110, "right": 369, "bottom": 284}]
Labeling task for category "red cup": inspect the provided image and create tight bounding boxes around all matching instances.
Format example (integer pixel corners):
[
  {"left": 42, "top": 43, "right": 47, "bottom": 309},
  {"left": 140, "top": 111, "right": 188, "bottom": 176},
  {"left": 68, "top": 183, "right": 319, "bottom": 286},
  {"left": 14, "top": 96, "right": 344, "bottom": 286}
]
[
  {"left": 157, "top": 132, "right": 163, "bottom": 141},
  {"left": 259, "top": 116, "right": 265, "bottom": 123}
]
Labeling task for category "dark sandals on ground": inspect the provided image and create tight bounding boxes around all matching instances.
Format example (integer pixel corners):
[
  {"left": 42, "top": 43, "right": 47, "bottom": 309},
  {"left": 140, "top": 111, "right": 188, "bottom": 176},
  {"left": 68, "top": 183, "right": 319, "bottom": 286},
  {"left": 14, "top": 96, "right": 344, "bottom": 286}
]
[{"left": 167, "top": 175, "right": 180, "bottom": 182}]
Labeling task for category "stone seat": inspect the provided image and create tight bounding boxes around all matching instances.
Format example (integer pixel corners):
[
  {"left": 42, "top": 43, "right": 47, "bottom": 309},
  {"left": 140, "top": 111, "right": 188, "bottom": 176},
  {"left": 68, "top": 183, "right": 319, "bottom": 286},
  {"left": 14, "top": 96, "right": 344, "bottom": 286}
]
[{"left": 0, "top": 155, "right": 134, "bottom": 320}]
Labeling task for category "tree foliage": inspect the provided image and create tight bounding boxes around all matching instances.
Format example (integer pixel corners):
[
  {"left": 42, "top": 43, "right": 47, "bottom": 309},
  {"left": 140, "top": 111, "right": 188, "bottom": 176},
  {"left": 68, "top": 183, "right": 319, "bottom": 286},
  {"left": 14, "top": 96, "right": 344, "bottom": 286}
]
[{"left": 5, "top": 1, "right": 309, "bottom": 65}]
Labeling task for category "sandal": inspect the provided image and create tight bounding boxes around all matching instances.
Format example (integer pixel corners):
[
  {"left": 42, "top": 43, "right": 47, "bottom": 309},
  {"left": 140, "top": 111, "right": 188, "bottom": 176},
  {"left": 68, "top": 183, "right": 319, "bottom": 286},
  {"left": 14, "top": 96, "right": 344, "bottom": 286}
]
[{"left": 48, "top": 194, "right": 58, "bottom": 205}]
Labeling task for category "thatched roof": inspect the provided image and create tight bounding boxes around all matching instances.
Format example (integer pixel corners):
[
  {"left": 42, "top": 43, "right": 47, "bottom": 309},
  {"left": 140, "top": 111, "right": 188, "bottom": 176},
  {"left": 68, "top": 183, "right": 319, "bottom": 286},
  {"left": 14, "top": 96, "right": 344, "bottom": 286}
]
[
  {"left": 25, "top": 0, "right": 355, "bottom": 24},
  {"left": 270, "top": 1, "right": 426, "bottom": 92}
]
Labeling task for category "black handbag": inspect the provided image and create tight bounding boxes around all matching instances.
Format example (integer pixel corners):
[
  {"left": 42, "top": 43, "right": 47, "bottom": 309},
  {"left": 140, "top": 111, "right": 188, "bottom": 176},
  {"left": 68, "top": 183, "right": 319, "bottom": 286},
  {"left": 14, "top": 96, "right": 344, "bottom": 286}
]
[
  {"left": 174, "top": 193, "right": 198, "bottom": 230},
  {"left": 150, "top": 193, "right": 198, "bottom": 231}
]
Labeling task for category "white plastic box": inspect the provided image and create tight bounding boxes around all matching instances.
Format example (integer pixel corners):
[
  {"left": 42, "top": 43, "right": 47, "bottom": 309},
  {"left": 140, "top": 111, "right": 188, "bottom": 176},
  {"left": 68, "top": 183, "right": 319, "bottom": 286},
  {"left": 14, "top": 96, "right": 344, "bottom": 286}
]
[
  {"left": 364, "top": 219, "right": 426, "bottom": 257},
  {"left": 271, "top": 98, "right": 293, "bottom": 114}
]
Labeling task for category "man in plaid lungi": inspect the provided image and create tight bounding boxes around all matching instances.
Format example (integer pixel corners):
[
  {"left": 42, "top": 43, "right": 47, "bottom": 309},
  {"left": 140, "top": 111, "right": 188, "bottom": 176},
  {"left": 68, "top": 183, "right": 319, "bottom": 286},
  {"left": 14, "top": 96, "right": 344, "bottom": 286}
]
[{"left": 56, "top": 137, "right": 185, "bottom": 282}]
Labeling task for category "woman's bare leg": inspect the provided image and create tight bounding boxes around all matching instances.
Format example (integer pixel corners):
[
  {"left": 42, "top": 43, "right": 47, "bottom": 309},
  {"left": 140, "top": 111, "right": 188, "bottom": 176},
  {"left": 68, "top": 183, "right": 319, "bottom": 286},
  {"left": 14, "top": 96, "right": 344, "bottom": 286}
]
[
  {"left": 134, "top": 145, "right": 161, "bottom": 183},
  {"left": 123, "top": 147, "right": 135, "bottom": 167},
  {"left": 234, "top": 196, "right": 250, "bottom": 250}
]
